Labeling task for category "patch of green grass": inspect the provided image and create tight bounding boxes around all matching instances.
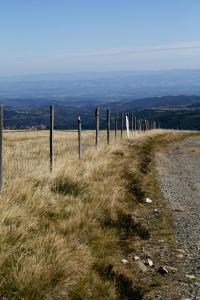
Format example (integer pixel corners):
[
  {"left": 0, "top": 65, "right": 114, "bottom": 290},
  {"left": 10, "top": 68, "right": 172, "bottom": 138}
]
[{"left": 51, "top": 176, "right": 84, "bottom": 196}]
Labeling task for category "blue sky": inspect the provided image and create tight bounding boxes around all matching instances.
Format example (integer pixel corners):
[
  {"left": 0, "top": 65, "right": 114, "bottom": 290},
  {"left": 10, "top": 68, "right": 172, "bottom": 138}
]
[{"left": 1, "top": 0, "right": 200, "bottom": 75}]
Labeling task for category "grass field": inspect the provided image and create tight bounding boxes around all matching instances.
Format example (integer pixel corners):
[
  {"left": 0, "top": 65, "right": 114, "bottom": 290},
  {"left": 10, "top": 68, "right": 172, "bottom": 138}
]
[{"left": 1, "top": 129, "right": 196, "bottom": 299}]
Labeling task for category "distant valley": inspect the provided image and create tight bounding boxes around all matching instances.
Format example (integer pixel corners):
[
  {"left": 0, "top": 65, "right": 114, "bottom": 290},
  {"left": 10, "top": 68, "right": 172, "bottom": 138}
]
[
  {"left": 3, "top": 95, "right": 200, "bottom": 130},
  {"left": 1, "top": 70, "right": 200, "bottom": 130}
]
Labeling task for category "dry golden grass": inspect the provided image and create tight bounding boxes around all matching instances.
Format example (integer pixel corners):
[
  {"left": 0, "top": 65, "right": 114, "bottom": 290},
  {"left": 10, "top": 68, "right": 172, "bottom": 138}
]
[{"left": 1, "top": 129, "right": 197, "bottom": 299}]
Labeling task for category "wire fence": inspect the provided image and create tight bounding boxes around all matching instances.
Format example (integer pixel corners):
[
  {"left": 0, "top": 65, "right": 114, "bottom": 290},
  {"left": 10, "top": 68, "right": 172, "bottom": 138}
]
[{"left": 1, "top": 105, "right": 158, "bottom": 192}]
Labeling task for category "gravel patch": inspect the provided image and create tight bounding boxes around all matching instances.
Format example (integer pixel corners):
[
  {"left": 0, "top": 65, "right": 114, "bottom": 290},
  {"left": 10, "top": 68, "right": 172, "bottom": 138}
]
[{"left": 156, "top": 136, "right": 200, "bottom": 300}]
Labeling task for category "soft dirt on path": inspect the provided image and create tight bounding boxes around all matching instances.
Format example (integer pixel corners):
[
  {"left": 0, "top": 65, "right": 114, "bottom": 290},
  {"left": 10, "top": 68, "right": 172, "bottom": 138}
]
[{"left": 156, "top": 136, "right": 200, "bottom": 300}]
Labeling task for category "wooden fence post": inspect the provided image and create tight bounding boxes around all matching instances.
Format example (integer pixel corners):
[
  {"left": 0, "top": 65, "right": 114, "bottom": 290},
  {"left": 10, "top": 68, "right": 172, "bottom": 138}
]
[
  {"left": 115, "top": 112, "right": 118, "bottom": 139},
  {"left": 95, "top": 107, "right": 100, "bottom": 149},
  {"left": 0, "top": 105, "right": 3, "bottom": 193},
  {"left": 121, "top": 112, "right": 123, "bottom": 139},
  {"left": 78, "top": 116, "right": 82, "bottom": 159},
  {"left": 106, "top": 108, "right": 110, "bottom": 145},
  {"left": 49, "top": 105, "right": 54, "bottom": 172},
  {"left": 139, "top": 120, "right": 142, "bottom": 131},
  {"left": 135, "top": 116, "right": 137, "bottom": 131},
  {"left": 131, "top": 112, "right": 134, "bottom": 132},
  {"left": 145, "top": 120, "right": 147, "bottom": 131},
  {"left": 146, "top": 120, "right": 149, "bottom": 131}
]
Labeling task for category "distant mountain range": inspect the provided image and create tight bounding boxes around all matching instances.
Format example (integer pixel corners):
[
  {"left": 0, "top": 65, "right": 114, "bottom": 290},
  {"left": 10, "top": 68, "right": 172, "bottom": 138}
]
[
  {"left": 1, "top": 70, "right": 200, "bottom": 130},
  {"left": 3, "top": 95, "right": 200, "bottom": 130}
]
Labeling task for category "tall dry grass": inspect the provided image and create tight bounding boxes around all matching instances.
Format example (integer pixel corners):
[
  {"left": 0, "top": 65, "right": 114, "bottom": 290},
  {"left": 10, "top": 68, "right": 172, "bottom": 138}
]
[
  {"left": 0, "top": 129, "right": 187, "bottom": 299},
  {"left": 4, "top": 129, "right": 154, "bottom": 180}
]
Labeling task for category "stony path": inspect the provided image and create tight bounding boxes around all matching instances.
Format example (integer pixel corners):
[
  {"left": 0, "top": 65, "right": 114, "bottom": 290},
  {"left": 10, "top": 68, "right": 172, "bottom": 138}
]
[{"left": 156, "top": 136, "right": 200, "bottom": 300}]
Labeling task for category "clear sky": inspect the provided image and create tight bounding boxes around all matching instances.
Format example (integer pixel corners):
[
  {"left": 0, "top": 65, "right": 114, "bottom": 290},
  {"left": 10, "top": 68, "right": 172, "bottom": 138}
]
[{"left": 1, "top": 0, "right": 200, "bottom": 75}]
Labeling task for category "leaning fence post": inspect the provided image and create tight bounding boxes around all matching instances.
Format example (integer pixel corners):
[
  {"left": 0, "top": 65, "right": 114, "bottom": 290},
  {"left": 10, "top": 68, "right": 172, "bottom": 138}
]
[
  {"left": 95, "top": 107, "right": 100, "bottom": 149},
  {"left": 0, "top": 105, "right": 3, "bottom": 193},
  {"left": 106, "top": 108, "right": 110, "bottom": 145},
  {"left": 121, "top": 112, "right": 123, "bottom": 139},
  {"left": 115, "top": 112, "right": 118, "bottom": 139},
  {"left": 78, "top": 116, "right": 82, "bottom": 159},
  {"left": 50, "top": 105, "right": 54, "bottom": 172}
]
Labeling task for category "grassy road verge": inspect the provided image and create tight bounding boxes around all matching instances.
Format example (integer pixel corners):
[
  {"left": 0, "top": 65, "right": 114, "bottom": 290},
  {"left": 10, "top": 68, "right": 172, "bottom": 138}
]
[{"left": 0, "top": 130, "right": 198, "bottom": 299}]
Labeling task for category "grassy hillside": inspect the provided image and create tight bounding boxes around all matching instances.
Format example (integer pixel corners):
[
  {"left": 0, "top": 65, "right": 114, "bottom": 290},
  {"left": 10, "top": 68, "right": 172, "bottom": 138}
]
[{"left": 1, "top": 129, "right": 197, "bottom": 299}]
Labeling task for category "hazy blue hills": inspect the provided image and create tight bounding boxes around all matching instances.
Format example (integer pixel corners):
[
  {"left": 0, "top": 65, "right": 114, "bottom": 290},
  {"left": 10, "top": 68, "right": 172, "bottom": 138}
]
[
  {"left": 3, "top": 95, "right": 200, "bottom": 130},
  {"left": 2, "top": 70, "right": 200, "bottom": 130}
]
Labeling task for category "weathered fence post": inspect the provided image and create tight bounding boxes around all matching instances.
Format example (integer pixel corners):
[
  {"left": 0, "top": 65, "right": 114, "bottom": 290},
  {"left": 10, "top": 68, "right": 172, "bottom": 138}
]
[
  {"left": 121, "top": 112, "right": 123, "bottom": 139},
  {"left": 131, "top": 112, "right": 134, "bottom": 132},
  {"left": 115, "top": 112, "right": 118, "bottom": 139},
  {"left": 49, "top": 105, "right": 54, "bottom": 172},
  {"left": 0, "top": 105, "right": 3, "bottom": 193},
  {"left": 145, "top": 120, "right": 147, "bottom": 131},
  {"left": 78, "top": 116, "right": 82, "bottom": 159},
  {"left": 95, "top": 107, "right": 100, "bottom": 149},
  {"left": 106, "top": 108, "right": 110, "bottom": 145},
  {"left": 135, "top": 116, "right": 137, "bottom": 131},
  {"left": 146, "top": 120, "right": 149, "bottom": 131},
  {"left": 139, "top": 120, "right": 142, "bottom": 131}
]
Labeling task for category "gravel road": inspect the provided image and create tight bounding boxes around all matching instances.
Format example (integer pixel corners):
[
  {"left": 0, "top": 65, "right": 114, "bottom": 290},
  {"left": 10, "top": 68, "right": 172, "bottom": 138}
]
[{"left": 156, "top": 136, "right": 200, "bottom": 300}]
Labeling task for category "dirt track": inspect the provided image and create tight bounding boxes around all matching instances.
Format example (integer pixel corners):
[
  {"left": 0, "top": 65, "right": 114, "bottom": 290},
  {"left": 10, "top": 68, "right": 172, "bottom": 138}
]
[{"left": 156, "top": 136, "right": 200, "bottom": 300}]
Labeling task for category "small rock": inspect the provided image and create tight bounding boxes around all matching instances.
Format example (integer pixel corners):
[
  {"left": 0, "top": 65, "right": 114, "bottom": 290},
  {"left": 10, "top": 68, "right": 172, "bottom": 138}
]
[
  {"left": 176, "top": 254, "right": 184, "bottom": 259},
  {"left": 158, "top": 265, "right": 169, "bottom": 275},
  {"left": 133, "top": 256, "right": 140, "bottom": 261},
  {"left": 136, "top": 261, "right": 147, "bottom": 273},
  {"left": 158, "top": 239, "right": 164, "bottom": 243},
  {"left": 186, "top": 274, "right": 196, "bottom": 280},
  {"left": 154, "top": 208, "right": 159, "bottom": 213},
  {"left": 145, "top": 197, "right": 152, "bottom": 203},
  {"left": 145, "top": 258, "right": 154, "bottom": 267},
  {"left": 177, "top": 249, "right": 185, "bottom": 254},
  {"left": 194, "top": 282, "right": 200, "bottom": 288},
  {"left": 121, "top": 259, "right": 128, "bottom": 264}
]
